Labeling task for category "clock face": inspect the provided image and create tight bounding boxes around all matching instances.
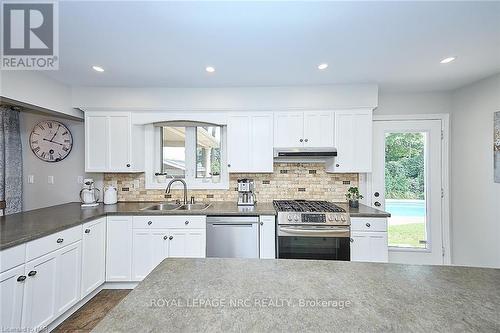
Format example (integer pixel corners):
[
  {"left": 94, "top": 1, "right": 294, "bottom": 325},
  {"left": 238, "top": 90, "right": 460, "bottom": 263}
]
[{"left": 30, "top": 120, "right": 73, "bottom": 162}]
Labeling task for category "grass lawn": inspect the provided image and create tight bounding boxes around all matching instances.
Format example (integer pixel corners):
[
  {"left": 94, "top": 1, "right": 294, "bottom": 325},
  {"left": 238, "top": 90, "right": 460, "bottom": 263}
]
[{"left": 388, "top": 223, "right": 426, "bottom": 248}]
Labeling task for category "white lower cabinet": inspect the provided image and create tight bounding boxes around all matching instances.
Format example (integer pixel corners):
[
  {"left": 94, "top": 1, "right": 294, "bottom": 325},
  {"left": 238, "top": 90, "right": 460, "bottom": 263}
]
[
  {"left": 22, "top": 241, "right": 82, "bottom": 329},
  {"left": 350, "top": 218, "right": 388, "bottom": 263},
  {"left": 0, "top": 265, "right": 25, "bottom": 330},
  {"left": 131, "top": 216, "right": 206, "bottom": 281},
  {"left": 81, "top": 218, "right": 106, "bottom": 298},
  {"left": 106, "top": 216, "right": 133, "bottom": 281},
  {"left": 259, "top": 216, "right": 276, "bottom": 259}
]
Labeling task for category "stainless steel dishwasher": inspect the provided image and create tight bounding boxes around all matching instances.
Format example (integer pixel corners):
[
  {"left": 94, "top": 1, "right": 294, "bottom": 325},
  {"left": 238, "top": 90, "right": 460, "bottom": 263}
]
[{"left": 206, "top": 216, "right": 259, "bottom": 258}]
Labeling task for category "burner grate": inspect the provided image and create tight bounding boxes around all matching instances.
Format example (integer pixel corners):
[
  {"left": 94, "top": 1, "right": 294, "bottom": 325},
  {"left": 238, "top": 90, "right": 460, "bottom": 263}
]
[{"left": 273, "top": 200, "right": 345, "bottom": 213}]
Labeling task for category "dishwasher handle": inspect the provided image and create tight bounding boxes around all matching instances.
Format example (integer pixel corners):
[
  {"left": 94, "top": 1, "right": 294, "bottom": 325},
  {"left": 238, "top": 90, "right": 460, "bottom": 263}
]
[
  {"left": 209, "top": 223, "right": 255, "bottom": 227},
  {"left": 206, "top": 216, "right": 259, "bottom": 224}
]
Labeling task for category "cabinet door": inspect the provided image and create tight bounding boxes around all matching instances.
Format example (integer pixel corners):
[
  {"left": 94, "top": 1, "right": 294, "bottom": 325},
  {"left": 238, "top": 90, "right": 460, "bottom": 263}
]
[
  {"left": 350, "top": 232, "right": 371, "bottom": 262},
  {"left": 369, "top": 233, "right": 388, "bottom": 263},
  {"left": 56, "top": 242, "right": 82, "bottom": 315},
  {"left": 303, "top": 112, "right": 334, "bottom": 147},
  {"left": 328, "top": 109, "right": 372, "bottom": 173},
  {"left": 259, "top": 216, "right": 276, "bottom": 259},
  {"left": 274, "top": 112, "right": 303, "bottom": 147},
  {"left": 0, "top": 265, "right": 25, "bottom": 330},
  {"left": 108, "top": 114, "right": 131, "bottom": 171},
  {"left": 167, "top": 230, "right": 188, "bottom": 258},
  {"left": 85, "top": 115, "right": 107, "bottom": 171},
  {"left": 251, "top": 113, "right": 274, "bottom": 172},
  {"left": 227, "top": 114, "right": 251, "bottom": 172},
  {"left": 132, "top": 229, "right": 153, "bottom": 281},
  {"left": 81, "top": 219, "right": 106, "bottom": 298},
  {"left": 22, "top": 252, "right": 58, "bottom": 329},
  {"left": 183, "top": 230, "right": 206, "bottom": 258},
  {"left": 132, "top": 229, "right": 169, "bottom": 281},
  {"left": 106, "top": 216, "right": 133, "bottom": 281}
]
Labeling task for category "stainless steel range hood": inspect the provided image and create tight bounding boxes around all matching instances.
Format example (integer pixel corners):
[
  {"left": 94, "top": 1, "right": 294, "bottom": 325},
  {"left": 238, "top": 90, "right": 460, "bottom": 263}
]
[{"left": 273, "top": 147, "right": 337, "bottom": 158}]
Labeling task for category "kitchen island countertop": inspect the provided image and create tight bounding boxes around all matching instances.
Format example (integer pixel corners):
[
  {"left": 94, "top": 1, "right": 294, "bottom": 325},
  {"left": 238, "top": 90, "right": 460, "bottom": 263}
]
[{"left": 93, "top": 258, "right": 500, "bottom": 332}]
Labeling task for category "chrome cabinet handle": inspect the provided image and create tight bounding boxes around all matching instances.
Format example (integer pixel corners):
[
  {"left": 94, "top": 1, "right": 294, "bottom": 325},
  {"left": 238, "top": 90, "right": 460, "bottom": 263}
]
[
  {"left": 336, "top": 164, "right": 340, "bottom": 167},
  {"left": 366, "top": 223, "right": 371, "bottom": 228},
  {"left": 56, "top": 238, "right": 63, "bottom": 243},
  {"left": 17, "top": 275, "right": 26, "bottom": 282},
  {"left": 227, "top": 164, "right": 231, "bottom": 168},
  {"left": 85, "top": 229, "right": 91, "bottom": 234},
  {"left": 169, "top": 236, "right": 173, "bottom": 240},
  {"left": 163, "top": 235, "right": 168, "bottom": 240},
  {"left": 304, "top": 139, "right": 308, "bottom": 142},
  {"left": 299, "top": 139, "right": 303, "bottom": 142},
  {"left": 350, "top": 238, "right": 354, "bottom": 243},
  {"left": 374, "top": 202, "right": 381, "bottom": 207},
  {"left": 260, "top": 222, "right": 263, "bottom": 226},
  {"left": 28, "top": 270, "right": 37, "bottom": 277},
  {"left": 126, "top": 164, "right": 131, "bottom": 167},
  {"left": 185, "top": 221, "right": 189, "bottom": 225},
  {"left": 147, "top": 221, "right": 152, "bottom": 225}
]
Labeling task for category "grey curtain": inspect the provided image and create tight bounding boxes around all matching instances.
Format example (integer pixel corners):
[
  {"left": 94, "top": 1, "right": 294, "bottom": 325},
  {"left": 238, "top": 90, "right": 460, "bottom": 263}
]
[{"left": 0, "top": 106, "right": 23, "bottom": 214}]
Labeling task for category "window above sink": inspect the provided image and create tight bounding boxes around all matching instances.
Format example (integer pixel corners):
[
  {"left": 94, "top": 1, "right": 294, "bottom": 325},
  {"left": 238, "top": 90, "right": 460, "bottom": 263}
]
[{"left": 144, "top": 121, "right": 229, "bottom": 190}]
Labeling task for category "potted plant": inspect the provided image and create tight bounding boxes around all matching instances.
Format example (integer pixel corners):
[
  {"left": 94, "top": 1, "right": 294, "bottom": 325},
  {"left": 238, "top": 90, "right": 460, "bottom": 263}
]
[{"left": 345, "top": 187, "right": 363, "bottom": 208}]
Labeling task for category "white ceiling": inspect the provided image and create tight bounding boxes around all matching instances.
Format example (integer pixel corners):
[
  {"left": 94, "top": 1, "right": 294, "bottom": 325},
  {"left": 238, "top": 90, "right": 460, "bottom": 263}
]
[{"left": 43, "top": 1, "right": 500, "bottom": 91}]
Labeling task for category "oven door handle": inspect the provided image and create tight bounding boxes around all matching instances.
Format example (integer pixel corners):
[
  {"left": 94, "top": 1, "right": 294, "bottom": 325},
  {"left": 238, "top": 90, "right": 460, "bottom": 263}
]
[{"left": 279, "top": 226, "right": 350, "bottom": 237}]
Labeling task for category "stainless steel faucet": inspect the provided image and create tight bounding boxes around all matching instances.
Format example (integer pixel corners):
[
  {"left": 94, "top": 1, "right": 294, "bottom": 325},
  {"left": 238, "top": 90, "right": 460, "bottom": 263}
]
[{"left": 165, "top": 179, "right": 188, "bottom": 205}]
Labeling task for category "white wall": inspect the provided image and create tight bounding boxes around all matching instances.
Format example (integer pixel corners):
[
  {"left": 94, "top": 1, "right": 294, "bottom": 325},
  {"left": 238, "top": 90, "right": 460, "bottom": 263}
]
[
  {"left": 376, "top": 91, "right": 452, "bottom": 115},
  {"left": 72, "top": 84, "right": 378, "bottom": 111},
  {"left": 19, "top": 112, "right": 102, "bottom": 211},
  {"left": 450, "top": 73, "right": 500, "bottom": 268},
  {"left": 1, "top": 71, "right": 82, "bottom": 119}
]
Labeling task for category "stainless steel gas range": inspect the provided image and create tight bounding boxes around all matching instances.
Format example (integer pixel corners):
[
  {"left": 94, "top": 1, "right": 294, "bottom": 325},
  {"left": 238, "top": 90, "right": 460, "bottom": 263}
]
[{"left": 274, "top": 200, "right": 351, "bottom": 261}]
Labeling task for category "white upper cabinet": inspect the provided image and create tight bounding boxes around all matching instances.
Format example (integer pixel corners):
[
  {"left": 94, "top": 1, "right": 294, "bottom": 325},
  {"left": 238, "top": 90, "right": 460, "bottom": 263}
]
[
  {"left": 85, "top": 112, "right": 144, "bottom": 173},
  {"left": 303, "top": 112, "right": 334, "bottom": 147},
  {"left": 227, "top": 113, "right": 273, "bottom": 173},
  {"left": 274, "top": 112, "right": 303, "bottom": 147},
  {"left": 274, "top": 111, "right": 334, "bottom": 148},
  {"left": 326, "top": 109, "right": 372, "bottom": 173}
]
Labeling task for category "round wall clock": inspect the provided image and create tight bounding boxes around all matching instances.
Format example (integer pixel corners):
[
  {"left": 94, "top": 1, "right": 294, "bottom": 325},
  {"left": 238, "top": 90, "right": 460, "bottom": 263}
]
[{"left": 29, "top": 120, "right": 73, "bottom": 162}]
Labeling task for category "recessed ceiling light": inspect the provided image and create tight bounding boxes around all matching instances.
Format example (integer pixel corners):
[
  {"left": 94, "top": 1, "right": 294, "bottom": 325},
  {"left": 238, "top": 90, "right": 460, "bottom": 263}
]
[
  {"left": 205, "top": 66, "right": 215, "bottom": 73},
  {"left": 318, "top": 63, "right": 329, "bottom": 70},
  {"left": 92, "top": 65, "right": 104, "bottom": 72},
  {"left": 440, "top": 57, "right": 456, "bottom": 64}
]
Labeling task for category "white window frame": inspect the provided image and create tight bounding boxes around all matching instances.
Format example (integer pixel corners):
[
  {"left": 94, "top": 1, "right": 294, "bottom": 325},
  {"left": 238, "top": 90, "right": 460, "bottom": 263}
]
[{"left": 144, "top": 124, "right": 229, "bottom": 190}]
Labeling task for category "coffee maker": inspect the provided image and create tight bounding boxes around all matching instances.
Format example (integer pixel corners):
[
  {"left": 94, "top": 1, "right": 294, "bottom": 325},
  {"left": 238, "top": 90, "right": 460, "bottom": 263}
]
[{"left": 237, "top": 179, "right": 255, "bottom": 206}]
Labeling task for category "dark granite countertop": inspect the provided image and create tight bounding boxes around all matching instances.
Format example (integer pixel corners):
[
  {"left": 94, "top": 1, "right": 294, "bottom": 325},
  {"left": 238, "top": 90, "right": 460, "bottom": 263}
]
[
  {"left": 0, "top": 201, "right": 390, "bottom": 251},
  {"left": 93, "top": 258, "right": 500, "bottom": 332},
  {"left": 0, "top": 201, "right": 276, "bottom": 250}
]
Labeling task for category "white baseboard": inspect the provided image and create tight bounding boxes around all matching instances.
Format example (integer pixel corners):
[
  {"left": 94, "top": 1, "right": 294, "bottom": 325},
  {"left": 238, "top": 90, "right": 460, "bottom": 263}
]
[{"left": 46, "top": 281, "right": 138, "bottom": 332}]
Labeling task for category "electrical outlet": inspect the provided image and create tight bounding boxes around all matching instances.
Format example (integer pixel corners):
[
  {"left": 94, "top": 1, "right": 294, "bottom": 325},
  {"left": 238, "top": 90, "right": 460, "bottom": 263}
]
[
  {"left": 48, "top": 176, "right": 54, "bottom": 184},
  {"left": 77, "top": 176, "right": 84, "bottom": 184},
  {"left": 27, "top": 175, "right": 34, "bottom": 184}
]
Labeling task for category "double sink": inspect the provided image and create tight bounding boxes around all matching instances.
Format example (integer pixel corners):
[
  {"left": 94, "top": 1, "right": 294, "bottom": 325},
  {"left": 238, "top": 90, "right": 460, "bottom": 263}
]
[{"left": 141, "top": 202, "right": 211, "bottom": 211}]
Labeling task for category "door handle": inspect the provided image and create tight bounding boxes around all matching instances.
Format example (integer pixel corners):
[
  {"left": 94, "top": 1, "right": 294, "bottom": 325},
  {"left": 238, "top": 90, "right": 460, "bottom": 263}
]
[
  {"left": 17, "top": 275, "right": 27, "bottom": 282},
  {"left": 28, "top": 270, "right": 37, "bottom": 277},
  {"left": 374, "top": 202, "right": 381, "bottom": 207},
  {"left": 169, "top": 236, "right": 173, "bottom": 240},
  {"left": 56, "top": 238, "right": 64, "bottom": 243},
  {"left": 163, "top": 235, "right": 168, "bottom": 240},
  {"left": 147, "top": 221, "right": 152, "bottom": 225},
  {"left": 85, "top": 229, "right": 91, "bottom": 234},
  {"left": 374, "top": 192, "right": 380, "bottom": 197}
]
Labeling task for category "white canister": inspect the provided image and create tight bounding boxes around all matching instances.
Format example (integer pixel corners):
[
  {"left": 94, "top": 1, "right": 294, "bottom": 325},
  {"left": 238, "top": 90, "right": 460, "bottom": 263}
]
[{"left": 103, "top": 186, "right": 118, "bottom": 205}]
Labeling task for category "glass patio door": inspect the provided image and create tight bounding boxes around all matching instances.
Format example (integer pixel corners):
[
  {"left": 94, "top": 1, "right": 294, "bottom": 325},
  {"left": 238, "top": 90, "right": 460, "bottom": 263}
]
[{"left": 372, "top": 120, "right": 444, "bottom": 265}]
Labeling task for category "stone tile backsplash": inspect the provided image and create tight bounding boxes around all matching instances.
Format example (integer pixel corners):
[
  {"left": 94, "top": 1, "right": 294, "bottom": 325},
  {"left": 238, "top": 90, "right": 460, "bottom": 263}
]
[{"left": 103, "top": 163, "right": 358, "bottom": 203}]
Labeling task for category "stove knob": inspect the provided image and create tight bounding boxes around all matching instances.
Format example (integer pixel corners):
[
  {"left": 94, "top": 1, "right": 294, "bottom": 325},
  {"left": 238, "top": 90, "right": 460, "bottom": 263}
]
[
  {"left": 328, "top": 215, "right": 334, "bottom": 221},
  {"left": 334, "top": 215, "right": 339, "bottom": 222},
  {"left": 287, "top": 214, "right": 292, "bottom": 221},
  {"left": 341, "top": 216, "right": 346, "bottom": 222},
  {"left": 293, "top": 214, "right": 299, "bottom": 221}
]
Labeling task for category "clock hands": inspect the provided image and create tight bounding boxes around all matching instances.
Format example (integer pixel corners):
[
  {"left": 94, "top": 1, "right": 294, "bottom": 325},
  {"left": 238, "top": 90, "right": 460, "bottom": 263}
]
[
  {"left": 49, "top": 125, "right": 60, "bottom": 142},
  {"left": 43, "top": 138, "right": 64, "bottom": 146}
]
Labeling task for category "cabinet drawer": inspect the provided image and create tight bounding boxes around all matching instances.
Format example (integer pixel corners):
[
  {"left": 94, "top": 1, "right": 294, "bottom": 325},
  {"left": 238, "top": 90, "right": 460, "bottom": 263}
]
[
  {"left": 133, "top": 216, "right": 206, "bottom": 229},
  {"left": 351, "top": 218, "right": 387, "bottom": 232},
  {"left": 26, "top": 225, "right": 82, "bottom": 261},
  {"left": 0, "top": 244, "right": 26, "bottom": 273}
]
